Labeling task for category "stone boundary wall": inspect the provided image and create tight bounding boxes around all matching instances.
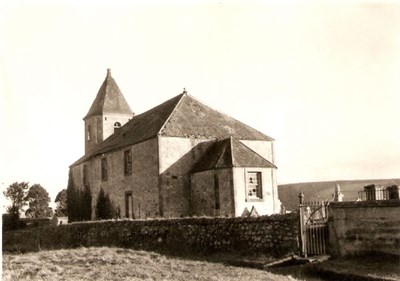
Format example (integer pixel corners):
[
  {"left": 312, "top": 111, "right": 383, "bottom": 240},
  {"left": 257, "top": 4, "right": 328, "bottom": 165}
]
[
  {"left": 328, "top": 200, "right": 400, "bottom": 257},
  {"left": 3, "top": 213, "right": 299, "bottom": 257}
]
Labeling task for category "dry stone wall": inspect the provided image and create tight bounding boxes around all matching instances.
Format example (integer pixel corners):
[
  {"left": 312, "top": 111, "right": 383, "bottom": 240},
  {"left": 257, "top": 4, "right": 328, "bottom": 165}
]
[{"left": 3, "top": 213, "right": 299, "bottom": 257}]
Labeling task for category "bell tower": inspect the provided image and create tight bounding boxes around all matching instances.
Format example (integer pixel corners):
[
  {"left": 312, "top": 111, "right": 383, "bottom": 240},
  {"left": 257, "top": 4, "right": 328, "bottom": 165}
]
[{"left": 83, "top": 69, "right": 134, "bottom": 153}]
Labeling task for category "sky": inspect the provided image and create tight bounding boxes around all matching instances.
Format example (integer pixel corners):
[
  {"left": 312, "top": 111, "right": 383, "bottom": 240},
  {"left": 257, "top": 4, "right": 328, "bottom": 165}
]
[{"left": 1, "top": 0, "right": 400, "bottom": 206}]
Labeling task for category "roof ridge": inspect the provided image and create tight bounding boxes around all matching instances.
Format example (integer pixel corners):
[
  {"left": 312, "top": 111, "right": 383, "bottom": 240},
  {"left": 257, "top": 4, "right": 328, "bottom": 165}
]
[{"left": 157, "top": 93, "right": 186, "bottom": 136}]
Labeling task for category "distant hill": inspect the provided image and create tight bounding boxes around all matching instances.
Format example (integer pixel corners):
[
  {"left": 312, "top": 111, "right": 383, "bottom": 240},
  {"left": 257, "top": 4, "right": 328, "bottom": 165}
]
[{"left": 278, "top": 178, "right": 400, "bottom": 211}]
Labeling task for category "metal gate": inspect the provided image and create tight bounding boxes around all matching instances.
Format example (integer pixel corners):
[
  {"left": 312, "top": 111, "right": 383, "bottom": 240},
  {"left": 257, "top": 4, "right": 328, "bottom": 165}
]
[{"left": 299, "top": 192, "right": 329, "bottom": 257}]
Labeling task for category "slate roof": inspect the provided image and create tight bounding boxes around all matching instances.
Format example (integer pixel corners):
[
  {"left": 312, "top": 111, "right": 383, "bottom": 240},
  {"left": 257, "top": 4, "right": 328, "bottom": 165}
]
[
  {"left": 159, "top": 94, "right": 273, "bottom": 141},
  {"left": 84, "top": 69, "right": 133, "bottom": 120},
  {"left": 191, "top": 137, "right": 276, "bottom": 173},
  {"left": 72, "top": 93, "right": 274, "bottom": 166}
]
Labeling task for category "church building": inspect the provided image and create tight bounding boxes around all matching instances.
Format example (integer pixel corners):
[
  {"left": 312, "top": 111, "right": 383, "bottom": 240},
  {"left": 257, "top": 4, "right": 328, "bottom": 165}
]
[{"left": 69, "top": 69, "right": 281, "bottom": 219}]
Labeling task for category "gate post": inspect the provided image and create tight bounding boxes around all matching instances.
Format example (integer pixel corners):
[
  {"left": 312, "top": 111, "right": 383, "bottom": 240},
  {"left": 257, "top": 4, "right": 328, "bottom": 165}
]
[{"left": 299, "top": 191, "right": 307, "bottom": 257}]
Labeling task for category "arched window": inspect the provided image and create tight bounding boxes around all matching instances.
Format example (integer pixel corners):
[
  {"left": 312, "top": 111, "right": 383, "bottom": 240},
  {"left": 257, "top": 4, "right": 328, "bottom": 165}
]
[{"left": 114, "top": 122, "right": 121, "bottom": 128}]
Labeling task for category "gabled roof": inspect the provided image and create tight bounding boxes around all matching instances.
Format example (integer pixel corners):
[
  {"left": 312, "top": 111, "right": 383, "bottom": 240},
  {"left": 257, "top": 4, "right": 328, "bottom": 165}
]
[
  {"left": 159, "top": 94, "right": 274, "bottom": 141},
  {"left": 72, "top": 93, "right": 274, "bottom": 166},
  {"left": 191, "top": 137, "right": 276, "bottom": 173},
  {"left": 84, "top": 69, "right": 133, "bottom": 120}
]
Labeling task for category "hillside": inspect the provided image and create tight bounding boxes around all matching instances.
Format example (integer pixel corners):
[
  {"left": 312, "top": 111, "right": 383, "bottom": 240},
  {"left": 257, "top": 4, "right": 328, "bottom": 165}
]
[{"left": 278, "top": 178, "right": 400, "bottom": 211}]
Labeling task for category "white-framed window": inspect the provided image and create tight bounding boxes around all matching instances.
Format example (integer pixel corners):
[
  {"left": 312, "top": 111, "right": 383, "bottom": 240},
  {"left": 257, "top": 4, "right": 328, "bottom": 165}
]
[{"left": 246, "top": 172, "right": 262, "bottom": 200}]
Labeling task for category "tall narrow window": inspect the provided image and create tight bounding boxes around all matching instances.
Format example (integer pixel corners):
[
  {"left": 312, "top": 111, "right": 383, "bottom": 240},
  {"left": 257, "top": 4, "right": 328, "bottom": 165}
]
[
  {"left": 83, "top": 164, "right": 88, "bottom": 186},
  {"left": 246, "top": 172, "right": 262, "bottom": 200},
  {"left": 214, "top": 173, "right": 220, "bottom": 210},
  {"left": 101, "top": 158, "right": 108, "bottom": 182},
  {"left": 87, "top": 125, "right": 92, "bottom": 141},
  {"left": 124, "top": 149, "right": 132, "bottom": 176}
]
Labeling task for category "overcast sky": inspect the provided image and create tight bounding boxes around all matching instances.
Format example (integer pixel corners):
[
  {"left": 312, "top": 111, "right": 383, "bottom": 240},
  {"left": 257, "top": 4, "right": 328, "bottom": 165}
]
[{"left": 1, "top": 0, "right": 399, "bottom": 205}]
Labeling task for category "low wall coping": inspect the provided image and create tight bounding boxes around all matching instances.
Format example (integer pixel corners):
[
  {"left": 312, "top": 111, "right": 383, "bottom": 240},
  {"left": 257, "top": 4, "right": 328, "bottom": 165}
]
[{"left": 330, "top": 199, "right": 400, "bottom": 209}]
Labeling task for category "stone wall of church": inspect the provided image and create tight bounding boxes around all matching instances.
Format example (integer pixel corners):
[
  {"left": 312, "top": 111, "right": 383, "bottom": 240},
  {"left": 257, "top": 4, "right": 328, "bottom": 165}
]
[
  {"left": 191, "top": 168, "right": 235, "bottom": 217},
  {"left": 158, "top": 137, "right": 215, "bottom": 217},
  {"left": 71, "top": 138, "right": 160, "bottom": 220},
  {"left": 190, "top": 170, "right": 215, "bottom": 216},
  {"left": 104, "top": 137, "right": 160, "bottom": 219}
]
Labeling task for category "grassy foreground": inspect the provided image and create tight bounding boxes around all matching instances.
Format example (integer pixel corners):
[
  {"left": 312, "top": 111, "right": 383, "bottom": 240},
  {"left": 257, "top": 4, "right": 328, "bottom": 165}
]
[
  {"left": 313, "top": 253, "right": 400, "bottom": 281},
  {"left": 3, "top": 247, "right": 297, "bottom": 281}
]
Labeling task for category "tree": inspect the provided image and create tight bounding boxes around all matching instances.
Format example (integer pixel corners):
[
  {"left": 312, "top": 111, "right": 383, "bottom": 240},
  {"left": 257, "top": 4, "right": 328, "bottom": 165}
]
[
  {"left": 25, "top": 184, "right": 53, "bottom": 218},
  {"left": 3, "top": 182, "right": 29, "bottom": 230},
  {"left": 96, "top": 188, "right": 115, "bottom": 220},
  {"left": 55, "top": 189, "right": 67, "bottom": 216},
  {"left": 67, "top": 169, "right": 78, "bottom": 222},
  {"left": 81, "top": 184, "right": 92, "bottom": 220},
  {"left": 67, "top": 169, "right": 92, "bottom": 222}
]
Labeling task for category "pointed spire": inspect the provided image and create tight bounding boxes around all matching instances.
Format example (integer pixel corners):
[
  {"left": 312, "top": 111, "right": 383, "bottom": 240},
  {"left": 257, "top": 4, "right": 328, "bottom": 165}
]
[{"left": 84, "top": 68, "right": 133, "bottom": 120}]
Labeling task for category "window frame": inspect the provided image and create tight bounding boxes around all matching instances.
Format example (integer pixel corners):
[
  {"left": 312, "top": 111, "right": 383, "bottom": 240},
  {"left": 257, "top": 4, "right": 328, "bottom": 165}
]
[{"left": 245, "top": 171, "right": 263, "bottom": 202}]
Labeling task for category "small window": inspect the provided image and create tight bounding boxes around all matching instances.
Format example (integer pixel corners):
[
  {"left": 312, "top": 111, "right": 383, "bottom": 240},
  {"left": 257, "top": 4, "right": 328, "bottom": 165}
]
[
  {"left": 114, "top": 122, "right": 121, "bottom": 128},
  {"left": 101, "top": 158, "right": 108, "bottom": 182},
  {"left": 87, "top": 125, "right": 92, "bottom": 141},
  {"left": 246, "top": 172, "right": 262, "bottom": 200},
  {"left": 83, "top": 164, "right": 88, "bottom": 185},
  {"left": 124, "top": 149, "right": 132, "bottom": 176}
]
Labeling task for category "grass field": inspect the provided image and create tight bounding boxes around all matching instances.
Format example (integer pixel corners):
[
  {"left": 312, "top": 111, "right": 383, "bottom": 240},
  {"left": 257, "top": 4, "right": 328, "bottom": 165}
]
[{"left": 3, "top": 247, "right": 297, "bottom": 281}]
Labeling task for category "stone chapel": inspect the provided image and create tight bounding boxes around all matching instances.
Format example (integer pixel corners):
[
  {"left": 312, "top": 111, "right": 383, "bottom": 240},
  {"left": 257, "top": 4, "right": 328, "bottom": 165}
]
[{"left": 69, "top": 69, "right": 281, "bottom": 219}]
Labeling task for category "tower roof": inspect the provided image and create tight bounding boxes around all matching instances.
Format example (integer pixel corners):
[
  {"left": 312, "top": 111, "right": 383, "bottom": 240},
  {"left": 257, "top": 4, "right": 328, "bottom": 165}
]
[{"left": 84, "top": 69, "right": 133, "bottom": 120}]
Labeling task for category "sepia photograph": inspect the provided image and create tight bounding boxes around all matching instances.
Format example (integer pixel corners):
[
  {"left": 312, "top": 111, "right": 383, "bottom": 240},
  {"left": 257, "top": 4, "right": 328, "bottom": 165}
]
[{"left": 1, "top": 1, "right": 399, "bottom": 280}]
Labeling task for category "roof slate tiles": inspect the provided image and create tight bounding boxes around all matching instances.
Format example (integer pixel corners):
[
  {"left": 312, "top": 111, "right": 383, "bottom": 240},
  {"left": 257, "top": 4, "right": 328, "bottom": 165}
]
[
  {"left": 72, "top": 92, "right": 274, "bottom": 166},
  {"left": 84, "top": 69, "right": 133, "bottom": 119},
  {"left": 191, "top": 137, "right": 276, "bottom": 173}
]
